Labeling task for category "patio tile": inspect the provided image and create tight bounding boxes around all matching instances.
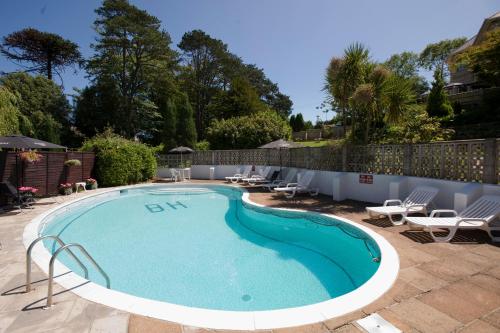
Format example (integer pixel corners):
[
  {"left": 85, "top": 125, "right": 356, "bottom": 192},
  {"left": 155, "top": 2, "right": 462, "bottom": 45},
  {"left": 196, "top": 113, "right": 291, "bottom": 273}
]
[
  {"left": 398, "top": 266, "right": 448, "bottom": 292},
  {"left": 446, "top": 280, "right": 500, "bottom": 314},
  {"left": 89, "top": 312, "right": 128, "bottom": 333},
  {"left": 376, "top": 308, "right": 418, "bottom": 333},
  {"left": 457, "top": 320, "right": 500, "bottom": 333},
  {"left": 181, "top": 326, "right": 213, "bottom": 333},
  {"left": 128, "top": 315, "right": 181, "bottom": 333},
  {"left": 486, "top": 266, "right": 500, "bottom": 280},
  {"left": 418, "top": 287, "right": 486, "bottom": 324},
  {"left": 323, "top": 310, "right": 365, "bottom": 329},
  {"left": 387, "top": 298, "right": 462, "bottom": 333},
  {"left": 483, "top": 308, "right": 500, "bottom": 329},
  {"left": 332, "top": 324, "right": 364, "bottom": 332},
  {"left": 471, "top": 245, "right": 500, "bottom": 261},
  {"left": 467, "top": 274, "right": 500, "bottom": 296},
  {"left": 382, "top": 279, "right": 423, "bottom": 303},
  {"left": 417, "top": 255, "right": 484, "bottom": 282},
  {"left": 273, "top": 322, "right": 330, "bottom": 333}
]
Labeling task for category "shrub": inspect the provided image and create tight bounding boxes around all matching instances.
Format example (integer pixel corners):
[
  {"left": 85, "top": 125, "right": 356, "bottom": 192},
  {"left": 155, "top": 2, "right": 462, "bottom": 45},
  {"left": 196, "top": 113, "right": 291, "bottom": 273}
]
[
  {"left": 81, "top": 131, "right": 157, "bottom": 187},
  {"left": 206, "top": 111, "right": 292, "bottom": 149},
  {"left": 194, "top": 140, "right": 210, "bottom": 151},
  {"left": 64, "top": 159, "right": 81, "bottom": 167}
]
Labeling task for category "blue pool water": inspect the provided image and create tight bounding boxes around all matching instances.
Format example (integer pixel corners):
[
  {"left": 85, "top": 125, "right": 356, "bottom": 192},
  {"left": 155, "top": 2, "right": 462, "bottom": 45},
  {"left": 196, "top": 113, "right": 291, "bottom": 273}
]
[{"left": 41, "top": 185, "right": 380, "bottom": 311}]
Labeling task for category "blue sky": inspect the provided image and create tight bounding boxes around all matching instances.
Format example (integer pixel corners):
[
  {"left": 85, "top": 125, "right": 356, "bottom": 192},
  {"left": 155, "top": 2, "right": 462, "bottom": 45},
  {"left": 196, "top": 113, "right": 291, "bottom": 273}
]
[{"left": 0, "top": 1, "right": 498, "bottom": 121}]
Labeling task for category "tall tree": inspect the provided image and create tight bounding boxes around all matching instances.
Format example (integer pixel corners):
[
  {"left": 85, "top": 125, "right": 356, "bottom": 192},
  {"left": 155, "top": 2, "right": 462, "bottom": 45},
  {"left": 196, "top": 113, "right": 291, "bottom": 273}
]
[
  {"left": 1, "top": 28, "right": 82, "bottom": 81},
  {"left": 290, "top": 113, "right": 306, "bottom": 132},
  {"left": 175, "top": 93, "right": 197, "bottom": 148},
  {"left": 454, "top": 28, "right": 500, "bottom": 86},
  {"left": 384, "top": 51, "right": 429, "bottom": 95},
  {"left": 426, "top": 68, "right": 453, "bottom": 118},
  {"left": 87, "top": 0, "right": 177, "bottom": 138},
  {"left": 419, "top": 37, "right": 467, "bottom": 79}
]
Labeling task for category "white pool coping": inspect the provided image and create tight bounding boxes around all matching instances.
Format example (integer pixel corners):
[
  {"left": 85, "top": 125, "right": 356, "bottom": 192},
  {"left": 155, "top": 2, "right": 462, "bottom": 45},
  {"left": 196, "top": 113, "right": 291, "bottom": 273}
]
[{"left": 24, "top": 183, "right": 399, "bottom": 330}]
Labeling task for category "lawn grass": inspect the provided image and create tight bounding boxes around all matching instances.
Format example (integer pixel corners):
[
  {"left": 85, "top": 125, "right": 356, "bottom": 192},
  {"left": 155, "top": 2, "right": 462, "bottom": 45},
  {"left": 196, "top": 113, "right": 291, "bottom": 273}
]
[{"left": 296, "top": 140, "right": 333, "bottom": 147}]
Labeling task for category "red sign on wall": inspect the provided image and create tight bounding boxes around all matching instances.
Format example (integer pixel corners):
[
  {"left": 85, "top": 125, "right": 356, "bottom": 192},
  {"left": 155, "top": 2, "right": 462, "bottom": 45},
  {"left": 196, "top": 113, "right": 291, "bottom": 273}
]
[{"left": 359, "top": 174, "right": 373, "bottom": 184}]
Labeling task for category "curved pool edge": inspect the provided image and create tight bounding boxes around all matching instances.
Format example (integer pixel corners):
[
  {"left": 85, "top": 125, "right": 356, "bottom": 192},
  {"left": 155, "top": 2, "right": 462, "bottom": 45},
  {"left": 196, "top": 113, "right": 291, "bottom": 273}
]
[{"left": 23, "top": 183, "right": 399, "bottom": 330}]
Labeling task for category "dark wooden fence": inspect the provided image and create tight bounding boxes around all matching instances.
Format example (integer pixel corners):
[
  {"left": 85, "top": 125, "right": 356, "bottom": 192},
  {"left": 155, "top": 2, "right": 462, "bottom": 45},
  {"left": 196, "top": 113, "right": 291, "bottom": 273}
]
[
  {"left": 158, "top": 138, "right": 499, "bottom": 184},
  {"left": 0, "top": 151, "right": 95, "bottom": 196}
]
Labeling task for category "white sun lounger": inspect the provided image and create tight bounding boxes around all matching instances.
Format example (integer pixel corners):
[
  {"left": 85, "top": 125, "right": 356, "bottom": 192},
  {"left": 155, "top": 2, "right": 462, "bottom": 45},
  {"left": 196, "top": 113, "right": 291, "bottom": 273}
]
[
  {"left": 225, "top": 165, "right": 252, "bottom": 183},
  {"left": 242, "top": 166, "right": 272, "bottom": 183},
  {"left": 405, "top": 195, "right": 500, "bottom": 242},
  {"left": 366, "top": 186, "right": 439, "bottom": 225},
  {"left": 274, "top": 170, "right": 319, "bottom": 199},
  {"left": 262, "top": 169, "right": 297, "bottom": 192}
]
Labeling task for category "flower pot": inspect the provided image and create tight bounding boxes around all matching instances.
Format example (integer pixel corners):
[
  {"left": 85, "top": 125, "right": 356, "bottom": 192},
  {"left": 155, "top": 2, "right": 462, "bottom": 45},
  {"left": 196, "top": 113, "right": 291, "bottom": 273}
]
[
  {"left": 86, "top": 182, "right": 98, "bottom": 190},
  {"left": 60, "top": 187, "right": 73, "bottom": 195}
]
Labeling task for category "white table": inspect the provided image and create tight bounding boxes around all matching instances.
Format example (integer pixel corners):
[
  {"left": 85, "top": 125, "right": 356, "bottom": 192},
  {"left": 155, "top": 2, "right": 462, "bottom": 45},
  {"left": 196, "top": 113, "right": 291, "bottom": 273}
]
[
  {"left": 175, "top": 168, "right": 191, "bottom": 181},
  {"left": 74, "top": 182, "right": 87, "bottom": 192}
]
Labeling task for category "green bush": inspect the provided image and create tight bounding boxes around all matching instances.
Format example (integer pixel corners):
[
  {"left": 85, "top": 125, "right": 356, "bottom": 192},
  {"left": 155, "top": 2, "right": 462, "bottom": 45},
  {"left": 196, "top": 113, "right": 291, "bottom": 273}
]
[
  {"left": 194, "top": 140, "right": 210, "bottom": 151},
  {"left": 206, "top": 111, "right": 291, "bottom": 149},
  {"left": 81, "top": 131, "right": 157, "bottom": 187}
]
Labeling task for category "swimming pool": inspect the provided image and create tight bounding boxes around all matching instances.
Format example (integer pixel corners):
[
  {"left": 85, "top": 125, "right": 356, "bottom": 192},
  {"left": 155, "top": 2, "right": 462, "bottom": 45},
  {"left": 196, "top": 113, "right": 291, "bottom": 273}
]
[{"left": 24, "top": 184, "right": 399, "bottom": 329}]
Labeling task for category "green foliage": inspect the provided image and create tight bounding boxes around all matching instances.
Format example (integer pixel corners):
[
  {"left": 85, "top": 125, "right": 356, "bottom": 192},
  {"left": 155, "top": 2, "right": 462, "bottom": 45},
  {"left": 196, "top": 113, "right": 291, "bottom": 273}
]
[
  {"left": 175, "top": 93, "right": 197, "bottom": 148},
  {"left": 379, "top": 104, "right": 454, "bottom": 143},
  {"left": 206, "top": 111, "right": 292, "bottom": 149},
  {"left": 0, "top": 86, "right": 21, "bottom": 135},
  {"left": 289, "top": 113, "right": 306, "bottom": 132},
  {"left": 207, "top": 77, "right": 267, "bottom": 119},
  {"left": 64, "top": 159, "right": 81, "bottom": 167},
  {"left": 419, "top": 37, "right": 467, "bottom": 77},
  {"left": 178, "top": 29, "right": 292, "bottom": 138},
  {"left": 454, "top": 28, "right": 500, "bottom": 86},
  {"left": 426, "top": 68, "right": 453, "bottom": 118},
  {"left": 194, "top": 140, "right": 210, "bottom": 151},
  {"left": 1, "top": 28, "right": 82, "bottom": 81},
  {"left": 0, "top": 72, "right": 69, "bottom": 143},
  {"left": 86, "top": 0, "right": 177, "bottom": 138},
  {"left": 384, "top": 51, "right": 429, "bottom": 95},
  {"left": 81, "top": 131, "right": 157, "bottom": 186}
]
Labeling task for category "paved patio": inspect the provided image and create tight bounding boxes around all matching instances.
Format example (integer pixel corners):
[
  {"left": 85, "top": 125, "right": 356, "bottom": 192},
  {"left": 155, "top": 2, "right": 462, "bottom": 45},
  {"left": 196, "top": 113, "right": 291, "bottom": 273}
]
[{"left": 1, "top": 181, "right": 500, "bottom": 333}]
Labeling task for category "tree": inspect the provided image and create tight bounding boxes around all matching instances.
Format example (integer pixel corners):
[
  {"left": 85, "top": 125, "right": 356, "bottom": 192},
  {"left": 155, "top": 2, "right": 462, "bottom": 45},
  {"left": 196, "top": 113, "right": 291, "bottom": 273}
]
[
  {"left": 175, "top": 93, "right": 197, "bottom": 148},
  {"left": 289, "top": 113, "right": 306, "bottom": 132},
  {"left": 419, "top": 37, "right": 467, "bottom": 79},
  {"left": 1, "top": 28, "right": 82, "bottom": 81},
  {"left": 384, "top": 51, "right": 429, "bottom": 95},
  {"left": 0, "top": 86, "right": 21, "bottom": 135},
  {"left": 426, "top": 68, "right": 453, "bottom": 118},
  {"left": 454, "top": 28, "right": 500, "bottom": 86},
  {"left": 87, "top": 0, "right": 177, "bottom": 138},
  {"left": 206, "top": 111, "right": 291, "bottom": 149},
  {"left": 1, "top": 72, "right": 70, "bottom": 143},
  {"left": 207, "top": 77, "right": 267, "bottom": 119}
]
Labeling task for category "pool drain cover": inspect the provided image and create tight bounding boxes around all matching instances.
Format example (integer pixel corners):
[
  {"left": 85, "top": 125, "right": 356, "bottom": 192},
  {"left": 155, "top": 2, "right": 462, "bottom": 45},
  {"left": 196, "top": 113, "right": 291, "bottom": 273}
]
[{"left": 241, "top": 294, "right": 251, "bottom": 302}]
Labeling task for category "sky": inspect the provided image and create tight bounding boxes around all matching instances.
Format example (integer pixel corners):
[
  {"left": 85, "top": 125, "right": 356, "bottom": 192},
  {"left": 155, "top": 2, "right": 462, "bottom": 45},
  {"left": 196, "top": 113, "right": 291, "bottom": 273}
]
[{"left": 0, "top": 1, "right": 498, "bottom": 122}]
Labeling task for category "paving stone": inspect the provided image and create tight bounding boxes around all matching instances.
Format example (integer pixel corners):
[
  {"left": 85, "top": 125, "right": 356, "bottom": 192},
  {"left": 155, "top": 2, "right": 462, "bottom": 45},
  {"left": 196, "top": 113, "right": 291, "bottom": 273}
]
[
  {"left": 273, "top": 322, "right": 330, "bottom": 333},
  {"left": 486, "top": 266, "right": 500, "bottom": 280},
  {"left": 181, "top": 326, "right": 213, "bottom": 333},
  {"left": 376, "top": 308, "right": 418, "bottom": 333},
  {"left": 128, "top": 315, "right": 181, "bottom": 333},
  {"left": 398, "top": 266, "right": 448, "bottom": 292},
  {"left": 457, "top": 319, "right": 500, "bottom": 333},
  {"left": 332, "top": 324, "right": 364, "bottom": 333},
  {"left": 388, "top": 298, "right": 462, "bottom": 333},
  {"left": 323, "top": 310, "right": 365, "bottom": 329},
  {"left": 418, "top": 254, "right": 484, "bottom": 282},
  {"left": 89, "top": 312, "right": 128, "bottom": 333},
  {"left": 418, "top": 287, "right": 486, "bottom": 324},
  {"left": 446, "top": 280, "right": 500, "bottom": 314},
  {"left": 472, "top": 245, "right": 500, "bottom": 261},
  {"left": 483, "top": 308, "right": 500, "bottom": 329},
  {"left": 468, "top": 274, "right": 500, "bottom": 296}
]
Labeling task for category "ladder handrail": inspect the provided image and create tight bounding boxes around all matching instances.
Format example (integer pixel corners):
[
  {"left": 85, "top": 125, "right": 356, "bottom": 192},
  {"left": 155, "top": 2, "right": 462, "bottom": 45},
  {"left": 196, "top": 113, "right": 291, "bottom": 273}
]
[
  {"left": 26, "top": 235, "right": 88, "bottom": 292},
  {"left": 47, "top": 243, "right": 110, "bottom": 307}
]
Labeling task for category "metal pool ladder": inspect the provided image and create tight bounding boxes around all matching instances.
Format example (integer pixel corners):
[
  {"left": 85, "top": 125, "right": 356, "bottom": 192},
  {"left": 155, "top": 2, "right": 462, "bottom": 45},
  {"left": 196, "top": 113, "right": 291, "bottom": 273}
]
[{"left": 26, "top": 235, "right": 110, "bottom": 307}]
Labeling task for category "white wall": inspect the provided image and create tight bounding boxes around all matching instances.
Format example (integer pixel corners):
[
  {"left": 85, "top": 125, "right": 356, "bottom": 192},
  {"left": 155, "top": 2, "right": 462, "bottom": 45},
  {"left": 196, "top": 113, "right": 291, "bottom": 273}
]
[{"left": 157, "top": 164, "right": 500, "bottom": 210}]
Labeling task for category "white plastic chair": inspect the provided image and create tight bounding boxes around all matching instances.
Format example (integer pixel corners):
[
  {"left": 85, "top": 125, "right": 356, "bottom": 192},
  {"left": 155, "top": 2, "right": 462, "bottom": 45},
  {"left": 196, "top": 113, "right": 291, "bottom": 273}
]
[
  {"left": 225, "top": 165, "right": 252, "bottom": 183},
  {"left": 274, "top": 170, "right": 319, "bottom": 199},
  {"left": 405, "top": 195, "right": 500, "bottom": 242},
  {"left": 366, "top": 186, "right": 439, "bottom": 225},
  {"left": 262, "top": 169, "right": 297, "bottom": 192}
]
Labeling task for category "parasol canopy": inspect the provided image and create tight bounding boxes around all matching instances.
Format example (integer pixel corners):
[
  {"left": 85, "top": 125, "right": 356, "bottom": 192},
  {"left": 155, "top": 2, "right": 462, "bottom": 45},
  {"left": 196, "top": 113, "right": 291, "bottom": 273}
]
[
  {"left": 0, "top": 135, "right": 66, "bottom": 150},
  {"left": 168, "top": 146, "right": 194, "bottom": 154}
]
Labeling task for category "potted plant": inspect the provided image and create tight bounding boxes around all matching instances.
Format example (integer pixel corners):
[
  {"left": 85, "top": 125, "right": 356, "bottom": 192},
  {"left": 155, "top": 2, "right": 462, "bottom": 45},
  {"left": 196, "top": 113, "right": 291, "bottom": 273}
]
[
  {"left": 19, "top": 151, "right": 43, "bottom": 164},
  {"left": 64, "top": 159, "right": 81, "bottom": 167},
  {"left": 85, "top": 178, "right": 98, "bottom": 190},
  {"left": 58, "top": 183, "right": 73, "bottom": 195},
  {"left": 18, "top": 186, "right": 38, "bottom": 197}
]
